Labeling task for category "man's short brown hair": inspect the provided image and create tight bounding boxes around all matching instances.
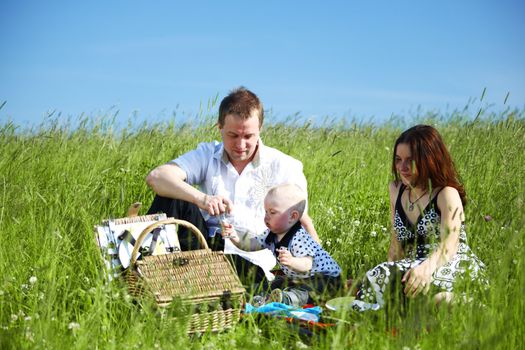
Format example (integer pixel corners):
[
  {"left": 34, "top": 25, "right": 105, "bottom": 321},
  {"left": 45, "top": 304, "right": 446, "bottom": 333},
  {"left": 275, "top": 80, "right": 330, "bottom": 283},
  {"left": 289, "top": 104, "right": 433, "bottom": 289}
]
[{"left": 218, "top": 87, "right": 264, "bottom": 127}]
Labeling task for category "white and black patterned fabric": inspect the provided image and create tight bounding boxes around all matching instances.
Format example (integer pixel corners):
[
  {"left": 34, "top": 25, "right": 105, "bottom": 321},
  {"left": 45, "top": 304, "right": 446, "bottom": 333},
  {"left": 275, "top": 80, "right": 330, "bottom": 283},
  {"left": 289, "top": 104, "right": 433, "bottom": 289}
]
[
  {"left": 256, "top": 222, "right": 341, "bottom": 279},
  {"left": 352, "top": 185, "right": 487, "bottom": 311}
]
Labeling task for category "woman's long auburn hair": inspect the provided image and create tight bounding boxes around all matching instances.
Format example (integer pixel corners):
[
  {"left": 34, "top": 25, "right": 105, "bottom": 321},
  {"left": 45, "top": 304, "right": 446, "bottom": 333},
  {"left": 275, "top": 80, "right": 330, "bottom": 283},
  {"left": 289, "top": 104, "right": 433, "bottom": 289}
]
[{"left": 392, "top": 125, "right": 467, "bottom": 205}]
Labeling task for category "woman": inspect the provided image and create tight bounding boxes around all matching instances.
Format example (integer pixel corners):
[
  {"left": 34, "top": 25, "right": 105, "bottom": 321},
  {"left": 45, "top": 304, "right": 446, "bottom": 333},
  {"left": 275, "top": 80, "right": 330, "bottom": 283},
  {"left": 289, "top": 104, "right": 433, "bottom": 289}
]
[{"left": 352, "top": 125, "right": 487, "bottom": 311}]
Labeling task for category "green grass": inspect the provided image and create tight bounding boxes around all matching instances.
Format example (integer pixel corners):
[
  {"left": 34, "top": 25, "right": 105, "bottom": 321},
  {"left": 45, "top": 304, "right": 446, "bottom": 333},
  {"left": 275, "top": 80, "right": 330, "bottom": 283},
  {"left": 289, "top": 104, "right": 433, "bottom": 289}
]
[{"left": 0, "top": 108, "right": 524, "bottom": 349}]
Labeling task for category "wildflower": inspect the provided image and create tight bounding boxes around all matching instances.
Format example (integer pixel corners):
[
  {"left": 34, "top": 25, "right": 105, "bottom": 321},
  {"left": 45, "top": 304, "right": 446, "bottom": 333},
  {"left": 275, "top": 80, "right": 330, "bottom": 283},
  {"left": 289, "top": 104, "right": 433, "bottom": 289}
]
[
  {"left": 370, "top": 231, "right": 377, "bottom": 237},
  {"left": 25, "top": 328, "right": 35, "bottom": 342},
  {"left": 296, "top": 340, "right": 309, "bottom": 349},
  {"left": 11, "top": 314, "right": 18, "bottom": 322},
  {"left": 21, "top": 284, "right": 29, "bottom": 291},
  {"left": 29, "top": 276, "right": 37, "bottom": 285},
  {"left": 381, "top": 226, "right": 387, "bottom": 232},
  {"left": 24, "top": 316, "right": 31, "bottom": 321},
  {"left": 353, "top": 220, "right": 361, "bottom": 226},
  {"left": 68, "top": 322, "right": 80, "bottom": 331}
]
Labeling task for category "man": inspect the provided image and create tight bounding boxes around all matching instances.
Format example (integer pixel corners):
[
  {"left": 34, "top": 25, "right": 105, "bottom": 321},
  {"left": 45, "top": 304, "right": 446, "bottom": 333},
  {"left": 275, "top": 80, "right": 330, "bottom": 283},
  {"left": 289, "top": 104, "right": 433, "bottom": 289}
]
[{"left": 145, "top": 87, "right": 319, "bottom": 286}]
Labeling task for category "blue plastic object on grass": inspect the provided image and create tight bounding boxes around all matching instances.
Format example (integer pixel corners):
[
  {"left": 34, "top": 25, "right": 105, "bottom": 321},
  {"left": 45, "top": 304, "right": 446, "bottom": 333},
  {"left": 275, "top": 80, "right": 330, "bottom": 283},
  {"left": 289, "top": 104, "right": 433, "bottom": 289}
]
[{"left": 244, "top": 302, "right": 322, "bottom": 322}]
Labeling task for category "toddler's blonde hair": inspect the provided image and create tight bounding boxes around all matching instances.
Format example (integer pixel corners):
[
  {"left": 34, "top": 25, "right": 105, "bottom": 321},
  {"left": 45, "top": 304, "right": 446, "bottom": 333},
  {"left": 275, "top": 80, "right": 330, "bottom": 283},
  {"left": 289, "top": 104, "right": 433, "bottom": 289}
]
[{"left": 265, "top": 183, "right": 306, "bottom": 218}]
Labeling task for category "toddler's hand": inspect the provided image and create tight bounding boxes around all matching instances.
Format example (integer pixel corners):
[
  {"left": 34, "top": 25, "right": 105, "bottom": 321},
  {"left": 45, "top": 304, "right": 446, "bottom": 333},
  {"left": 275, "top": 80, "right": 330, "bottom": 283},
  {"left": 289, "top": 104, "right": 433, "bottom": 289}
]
[
  {"left": 277, "top": 247, "right": 294, "bottom": 267},
  {"left": 221, "top": 223, "right": 238, "bottom": 242}
]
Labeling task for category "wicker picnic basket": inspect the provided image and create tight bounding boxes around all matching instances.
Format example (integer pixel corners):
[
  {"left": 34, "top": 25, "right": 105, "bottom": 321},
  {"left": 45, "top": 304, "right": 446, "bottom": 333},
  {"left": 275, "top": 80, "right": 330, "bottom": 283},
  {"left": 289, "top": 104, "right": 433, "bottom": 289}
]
[{"left": 125, "top": 218, "right": 246, "bottom": 334}]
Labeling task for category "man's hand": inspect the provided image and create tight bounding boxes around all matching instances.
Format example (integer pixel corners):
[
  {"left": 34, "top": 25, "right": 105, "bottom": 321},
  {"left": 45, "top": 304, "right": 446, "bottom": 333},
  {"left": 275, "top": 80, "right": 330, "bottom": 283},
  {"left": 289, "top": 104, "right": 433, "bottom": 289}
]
[{"left": 201, "top": 194, "right": 233, "bottom": 216}]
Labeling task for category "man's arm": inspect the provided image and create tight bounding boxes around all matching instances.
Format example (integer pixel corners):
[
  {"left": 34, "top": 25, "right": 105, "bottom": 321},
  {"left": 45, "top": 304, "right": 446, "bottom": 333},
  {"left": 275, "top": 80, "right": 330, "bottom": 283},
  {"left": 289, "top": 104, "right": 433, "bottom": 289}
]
[
  {"left": 146, "top": 163, "right": 231, "bottom": 215},
  {"left": 300, "top": 213, "right": 320, "bottom": 243}
]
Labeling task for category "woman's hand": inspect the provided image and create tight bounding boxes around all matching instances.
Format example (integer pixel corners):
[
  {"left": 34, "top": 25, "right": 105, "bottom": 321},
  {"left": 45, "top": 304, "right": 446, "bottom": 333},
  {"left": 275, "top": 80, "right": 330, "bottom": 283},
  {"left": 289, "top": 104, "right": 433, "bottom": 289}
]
[{"left": 402, "top": 261, "right": 433, "bottom": 297}]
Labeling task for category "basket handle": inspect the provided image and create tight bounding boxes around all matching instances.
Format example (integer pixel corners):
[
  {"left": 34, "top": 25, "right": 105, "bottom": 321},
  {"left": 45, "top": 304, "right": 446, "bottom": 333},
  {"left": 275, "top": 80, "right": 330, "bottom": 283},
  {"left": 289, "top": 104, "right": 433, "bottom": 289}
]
[{"left": 130, "top": 218, "right": 209, "bottom": 265}]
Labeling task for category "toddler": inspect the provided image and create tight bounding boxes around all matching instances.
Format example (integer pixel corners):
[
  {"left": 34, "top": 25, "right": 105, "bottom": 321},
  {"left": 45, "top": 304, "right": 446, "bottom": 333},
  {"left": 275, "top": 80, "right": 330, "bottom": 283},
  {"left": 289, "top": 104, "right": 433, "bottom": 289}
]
[{"left": 221, "top": 183, "right": 341, "bottom": 307}]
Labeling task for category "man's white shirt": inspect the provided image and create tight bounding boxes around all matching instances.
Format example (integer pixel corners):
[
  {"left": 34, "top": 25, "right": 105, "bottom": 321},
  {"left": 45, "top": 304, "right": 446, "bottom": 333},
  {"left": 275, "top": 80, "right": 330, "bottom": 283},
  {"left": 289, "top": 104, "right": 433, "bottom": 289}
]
[{"left": 172, "top": 139, "right": 308, "bottom": 278}]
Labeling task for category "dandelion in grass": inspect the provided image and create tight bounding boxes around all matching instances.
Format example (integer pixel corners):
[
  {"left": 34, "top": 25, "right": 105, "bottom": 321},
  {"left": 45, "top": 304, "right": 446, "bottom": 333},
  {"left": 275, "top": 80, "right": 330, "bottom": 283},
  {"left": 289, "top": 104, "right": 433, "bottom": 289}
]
[
  {"left": 353, "top": 220, "right": 360, "bottom": 226},
  {"left": 29, "top": 276, "right": 37, "bottom": 285},
  {"left": 370, "top": 231, "right": 377, "bottom": 237}
]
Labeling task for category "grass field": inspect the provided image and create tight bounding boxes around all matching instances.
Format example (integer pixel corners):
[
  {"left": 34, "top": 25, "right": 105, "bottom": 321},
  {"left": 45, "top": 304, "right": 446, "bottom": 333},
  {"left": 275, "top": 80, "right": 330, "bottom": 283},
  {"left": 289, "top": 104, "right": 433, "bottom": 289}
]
[{"left": 0, "top": 107, "right": 524, "bottom": 349}]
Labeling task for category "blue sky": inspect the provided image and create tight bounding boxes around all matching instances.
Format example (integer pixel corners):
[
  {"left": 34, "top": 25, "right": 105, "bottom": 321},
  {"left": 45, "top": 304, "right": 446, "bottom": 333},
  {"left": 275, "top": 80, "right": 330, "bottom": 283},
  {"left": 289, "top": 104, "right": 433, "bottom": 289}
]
[{"left": 1, "top": 1, "right": 524, "bottom": 126}]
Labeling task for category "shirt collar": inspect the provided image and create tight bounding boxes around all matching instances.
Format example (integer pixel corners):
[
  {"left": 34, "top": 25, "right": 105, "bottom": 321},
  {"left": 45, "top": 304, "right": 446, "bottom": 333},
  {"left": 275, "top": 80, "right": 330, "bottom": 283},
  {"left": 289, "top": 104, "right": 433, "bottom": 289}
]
[
  {"left": 264, "top": 221, "right": 303, "bottom": 250},
  {"left": 217, "top": 138, "right": 264, "bottom": 167}
]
